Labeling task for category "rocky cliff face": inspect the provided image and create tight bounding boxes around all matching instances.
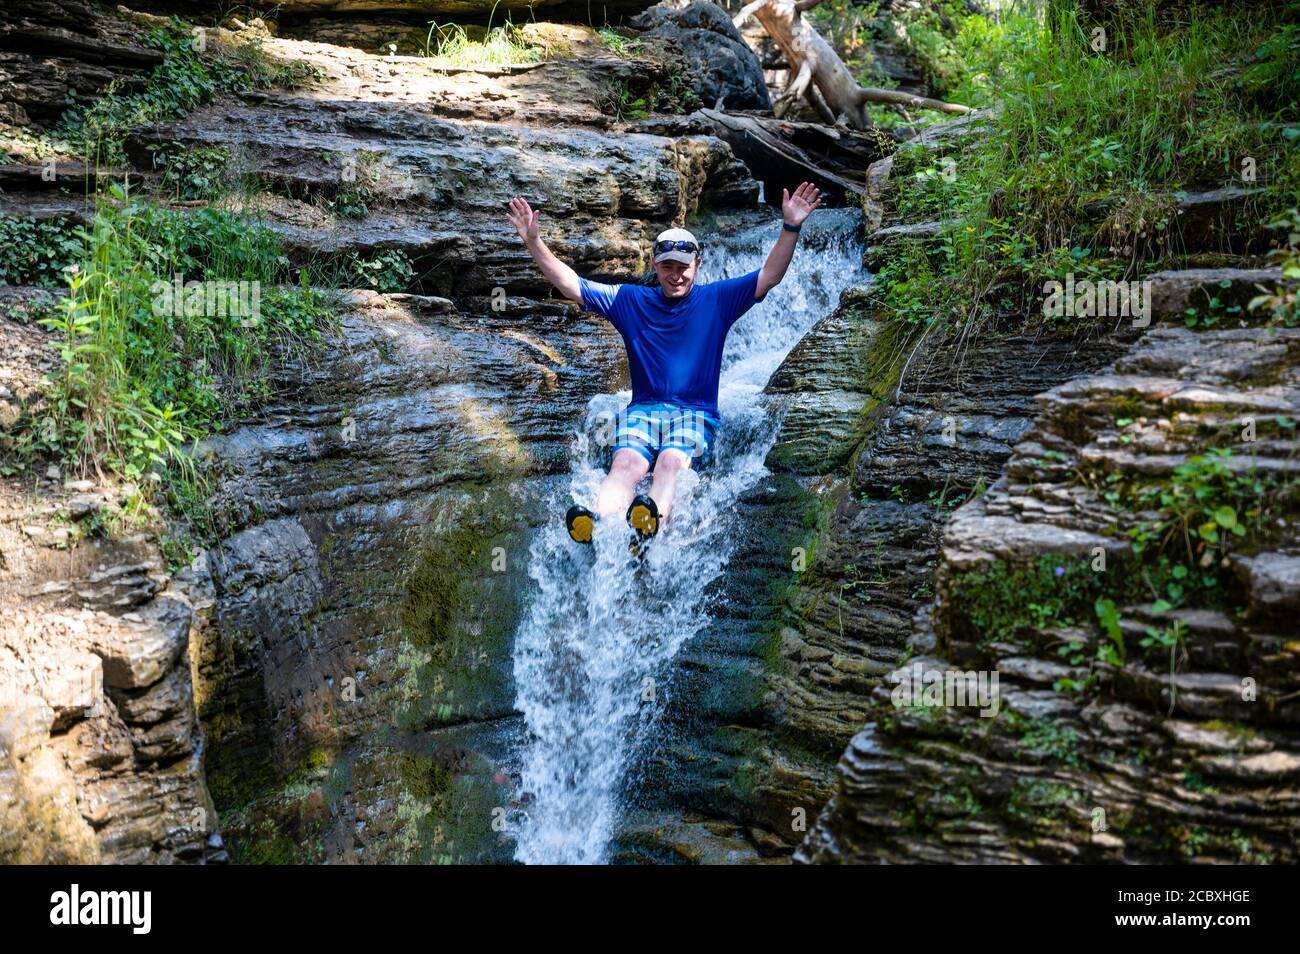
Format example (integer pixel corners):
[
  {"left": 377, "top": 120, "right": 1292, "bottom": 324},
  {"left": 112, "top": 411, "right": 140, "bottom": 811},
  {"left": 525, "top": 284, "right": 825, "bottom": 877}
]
[
  {"left": 189, "top": 290, "right": 631, "bottom": 862},
  {"left": 617, "top": 104, "right": 1296, "bottom": 864},
  {"left": 0, "top": 5, "right": 757, "bottom": 283},
  {"left": 0, "top": 471, "right": 222, "bottom": 862},
  {"left": 0, "top": 276, "right": 224, "bottom": 861},
  {"left": 775, "top": 120, "right": 1299, "bottom": 862},
  {"left": 3, "top": 1, "right": 1293, "bottom": 866},
  {"left": 0, "top": 0, "right": 781, "bottom": 863},
  {"left": 798, "top": 324, "right": 1299, "bottom": 863}
]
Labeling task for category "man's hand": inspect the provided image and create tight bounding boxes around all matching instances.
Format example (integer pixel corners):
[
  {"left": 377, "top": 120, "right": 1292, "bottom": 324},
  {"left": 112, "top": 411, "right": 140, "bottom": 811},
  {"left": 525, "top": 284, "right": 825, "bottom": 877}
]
[
  {"left": 758, "top": 182, "right": 820, "bottom": 300},
  {"left": 506, "top": 196, "right": 581, "bottom": 302},
  {"left": 506, "top": 197, "right": 541, "bottom": 245},
  {"left": 782, "top": 181, "right": 823, "bottom": 226}
]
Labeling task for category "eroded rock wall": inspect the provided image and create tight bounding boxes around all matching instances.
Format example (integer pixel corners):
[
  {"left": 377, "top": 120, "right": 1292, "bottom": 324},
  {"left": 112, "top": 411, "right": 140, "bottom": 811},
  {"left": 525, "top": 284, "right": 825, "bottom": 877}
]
[
  {"left": 798, "top": 327, "right": 1300, "bottom": 863},
  {"left": 190, "top": 290, "right": 628, "bottom": 862},
  {"left": 0, "top": 0, "right": 768, "bottom": 863},
  {"left": 0, "top": 513, "right": 223, "bottom": 862}
]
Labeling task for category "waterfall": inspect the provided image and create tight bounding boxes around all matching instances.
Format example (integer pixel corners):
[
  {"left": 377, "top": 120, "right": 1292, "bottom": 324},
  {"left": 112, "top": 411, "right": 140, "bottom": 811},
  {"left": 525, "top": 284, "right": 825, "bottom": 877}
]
[{"left": 508, "top": 205, "right": 867, "bottom": 864}]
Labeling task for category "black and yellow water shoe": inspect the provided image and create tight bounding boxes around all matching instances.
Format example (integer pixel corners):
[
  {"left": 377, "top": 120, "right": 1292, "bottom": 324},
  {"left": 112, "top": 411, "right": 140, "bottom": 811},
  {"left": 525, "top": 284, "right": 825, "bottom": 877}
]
[
  {"left": 626, "top": 493, "right": 660, "bottom": 548},
  {"left": 565, "top": 504, "right": 597, "bottom": 544}
]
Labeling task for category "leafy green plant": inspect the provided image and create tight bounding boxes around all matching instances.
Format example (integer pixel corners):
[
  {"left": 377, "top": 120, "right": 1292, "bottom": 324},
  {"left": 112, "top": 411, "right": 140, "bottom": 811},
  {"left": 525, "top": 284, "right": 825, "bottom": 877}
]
[
  {"left": 1248, "top": 207, "right": 1300, "bottom": 327},
  {"left": 1140, "top": 618, "right": 1189, "bottom": 714},
  {"left": 944, "top": 552, "right": 1106, "bottom": 649},
  {"left": 1236, "top": 12, "right": 1300, "bottom": 112},
  {"left": 37, "top": 261, "right": 190, "bottom": 485},
  {"left": 874, "top": 0, "right": 1041, "bottom": 107},
  {"left": 1093, "top": 597, "right": 1125, "bottom": 666},
  {"left": 597, "top": 26, "right": 644, "bottom": 58},
  {"left": 219, "top": 35, "right": 321, "bottom": 90},
  {"left": 647, "top": 63, "right": 702, "bottom": 115},
  {"left": 328, "top": 188, "right": 370, "bottom": 219},
  {"left": 608, "top": 79, "right": 650, "bottom": 122},
  {"left": 148, "top": 142, "right": 231, "bottom": 200},
  {"left": 346, "top": 249, "right": 414, "bottom": 293},
  {"left": 1, "top": 182, "right": 334, "bottom": 485},
  {"left": 53, "top": 18, "right": 251, "bottom": 166},
  {"left": 872, "top": 0, "right": 1300, "bottom": 337},
  {"left": 1122, "top": 451, "right": 1254, "bottom": 556},
  {"left": 1094, "top": 448, "right": 1289, "bottom": 614},
  {"left": 0, "top": 215, "right": 85, "bottom": 287}
]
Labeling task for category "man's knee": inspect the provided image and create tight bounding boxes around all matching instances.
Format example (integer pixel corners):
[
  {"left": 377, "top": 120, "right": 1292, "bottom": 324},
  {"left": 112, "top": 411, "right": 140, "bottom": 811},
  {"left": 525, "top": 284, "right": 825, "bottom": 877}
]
[
  {"left": 610, "top": 448, "right": 650, "bottom": 479},
  {"left": 654, "top": 448, "right": 693, "bottom": 473}
]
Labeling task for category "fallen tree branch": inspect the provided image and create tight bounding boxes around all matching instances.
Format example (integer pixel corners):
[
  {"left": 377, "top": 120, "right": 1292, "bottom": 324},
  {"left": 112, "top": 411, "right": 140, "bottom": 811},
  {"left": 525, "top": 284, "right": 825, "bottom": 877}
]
[
  {"left": 697, "top": 107, "right": 873, "bottom": 200},
  {"left": 853, "top": 86, "right": 974, "bottom": 114}
]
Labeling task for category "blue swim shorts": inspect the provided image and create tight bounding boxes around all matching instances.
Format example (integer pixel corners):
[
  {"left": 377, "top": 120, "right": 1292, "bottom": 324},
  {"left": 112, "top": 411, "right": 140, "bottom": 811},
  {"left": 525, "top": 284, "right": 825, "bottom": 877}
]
[{"left": 605, "top": 401, "right": 722, "bottom": 471}]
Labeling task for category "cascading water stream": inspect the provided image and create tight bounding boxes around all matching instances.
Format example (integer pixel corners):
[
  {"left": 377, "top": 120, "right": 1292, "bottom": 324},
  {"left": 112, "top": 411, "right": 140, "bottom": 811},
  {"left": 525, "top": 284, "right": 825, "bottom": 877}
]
[{"left": 509, "top": 205, "right": 867, "bottom": 864}]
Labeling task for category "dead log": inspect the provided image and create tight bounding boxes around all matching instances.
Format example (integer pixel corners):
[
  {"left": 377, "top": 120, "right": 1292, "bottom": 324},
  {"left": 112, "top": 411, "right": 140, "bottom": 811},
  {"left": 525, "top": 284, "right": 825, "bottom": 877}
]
[
  {"left": 697, "top": 107, "right": 895, "bottom": 203},
  {"left": 734, "top": 0, "right": 973, "bottom": 130}
]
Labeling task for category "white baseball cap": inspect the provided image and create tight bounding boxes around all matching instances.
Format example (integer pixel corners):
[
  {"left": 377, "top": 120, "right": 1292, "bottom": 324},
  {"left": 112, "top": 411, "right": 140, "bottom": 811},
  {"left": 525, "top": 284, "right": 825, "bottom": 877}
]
[{"left": 653, "top": 227, "right": 701, "bottom": 266}]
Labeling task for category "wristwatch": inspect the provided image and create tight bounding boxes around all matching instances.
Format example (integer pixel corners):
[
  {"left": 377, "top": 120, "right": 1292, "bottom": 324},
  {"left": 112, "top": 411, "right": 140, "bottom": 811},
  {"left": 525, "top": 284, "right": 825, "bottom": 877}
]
[{"left": 782, "top": 222, "right": 801, "bottom": 233}]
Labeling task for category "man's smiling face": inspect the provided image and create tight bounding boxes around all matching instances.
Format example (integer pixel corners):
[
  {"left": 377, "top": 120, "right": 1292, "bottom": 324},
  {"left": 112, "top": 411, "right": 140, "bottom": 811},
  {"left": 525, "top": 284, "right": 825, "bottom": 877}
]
[{"left": 654, "top": 255, "right": 700, "bottom": 300}]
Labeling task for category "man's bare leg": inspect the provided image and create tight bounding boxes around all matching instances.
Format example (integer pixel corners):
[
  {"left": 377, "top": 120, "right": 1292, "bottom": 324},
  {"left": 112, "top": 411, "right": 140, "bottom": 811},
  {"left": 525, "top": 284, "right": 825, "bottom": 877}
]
[
  {"left": 595, "top": 448, "right": 650, "bottom": 518},
  {"left": 647, "top": 448, "right": 693, "bottom": 522}
]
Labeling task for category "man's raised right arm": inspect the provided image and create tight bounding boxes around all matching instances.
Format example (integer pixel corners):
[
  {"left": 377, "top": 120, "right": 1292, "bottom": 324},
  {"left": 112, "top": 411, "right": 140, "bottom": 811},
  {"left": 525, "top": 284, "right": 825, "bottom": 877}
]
[{"left": 506, "top": 197, "right": 582, "bottom": 304}]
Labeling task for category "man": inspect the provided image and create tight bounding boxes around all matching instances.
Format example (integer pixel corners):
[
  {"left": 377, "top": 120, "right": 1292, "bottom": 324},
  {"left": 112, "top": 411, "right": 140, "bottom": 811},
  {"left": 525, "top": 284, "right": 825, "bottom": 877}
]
[{"left": 505, "top": 182, "right": 822, "bottom": 552}]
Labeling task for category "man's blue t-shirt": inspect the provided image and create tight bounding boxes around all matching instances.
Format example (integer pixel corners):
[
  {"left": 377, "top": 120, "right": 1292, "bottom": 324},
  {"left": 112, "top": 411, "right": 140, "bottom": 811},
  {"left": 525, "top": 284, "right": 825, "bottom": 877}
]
[{"left": 578, "top": 268, "right": 767, "bottom": 419}]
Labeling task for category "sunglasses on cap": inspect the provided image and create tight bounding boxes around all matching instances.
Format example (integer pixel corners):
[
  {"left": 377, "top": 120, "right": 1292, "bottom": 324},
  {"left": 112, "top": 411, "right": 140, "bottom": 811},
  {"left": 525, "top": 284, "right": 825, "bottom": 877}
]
[{"left": 654, "top": 240, "right": 701, "bottom": 254}]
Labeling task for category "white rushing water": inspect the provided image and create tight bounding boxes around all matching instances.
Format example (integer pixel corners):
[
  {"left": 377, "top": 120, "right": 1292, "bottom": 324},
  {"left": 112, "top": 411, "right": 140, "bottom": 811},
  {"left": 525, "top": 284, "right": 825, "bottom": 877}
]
[{"left": 509, "top": 206, "right": 866, "bottom": 864}]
